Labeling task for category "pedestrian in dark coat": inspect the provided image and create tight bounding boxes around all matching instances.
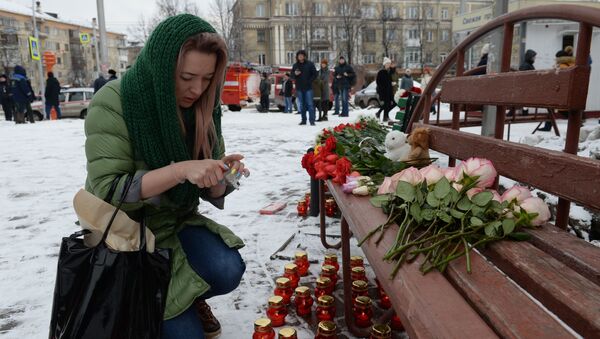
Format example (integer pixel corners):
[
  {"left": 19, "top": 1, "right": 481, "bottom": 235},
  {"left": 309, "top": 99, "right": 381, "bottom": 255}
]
[
  {"left": 473, "top": 43, "right": 490, "bottom": 75},
  {"left": 44, "top": 72, "right": 62, "bottom": 119},
  {"left": 0, "top": 74, "right": 14, "bottom": 121},
  {"left": 108, "top": 69, "right": 118, "bottom": 81},
  {"left": 290, "top": 50, "right": 317, "bottom": 125},
  {"left": 10, "top": 65, "right": 35, "bottom": 124},
  {"left": 94, "top": 75, "right": 107, "bottom": 94},
  {"left": 316, "top": 59, "right": 330, "bottom": 121},
  {"left": 259, "top": 73, "right": 270, "bottom": 112},
  {"left": 400, "top": 69, "right": 414, "bottom": 91},
  {"left": 376, "top": 57, "right": 394, "bottom": 122},
  {"left": 281, "top": 73, "right": 294, "bottom": 113},
  {"left": 333, "top": 56, "right": 354, "bottom": 117},
  {"left": 519, "top": 49, "right": 537, "bottom": 71}
]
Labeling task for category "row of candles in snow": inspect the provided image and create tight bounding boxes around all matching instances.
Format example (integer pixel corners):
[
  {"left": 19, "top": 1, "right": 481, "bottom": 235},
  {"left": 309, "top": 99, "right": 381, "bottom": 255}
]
[
  {"left": 297, "top": 192, "right": 338, "bottom": 217},
  {"left": 253, "top": 320, "right": 395, "bottom": 339},
  {"left": 253, "top": 252, "right": 404, "bottom": 338}
]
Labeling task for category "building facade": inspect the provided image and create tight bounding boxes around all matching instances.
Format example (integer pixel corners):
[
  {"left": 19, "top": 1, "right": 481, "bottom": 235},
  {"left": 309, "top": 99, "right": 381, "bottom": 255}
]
[
  {"left": 232, "top": 0, "right": 492, "bottom": 70},
  {"left": 0, "top": 2, "right": 127, "bottom": 93}
]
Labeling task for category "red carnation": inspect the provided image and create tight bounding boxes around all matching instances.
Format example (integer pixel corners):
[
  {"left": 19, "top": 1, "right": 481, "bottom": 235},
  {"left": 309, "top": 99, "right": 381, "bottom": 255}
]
[
  {"left": 324, "top": 136, "right": 337, "bottom": 152},
  {"left": 333, "top": 157, "right": 352, "bottom": 184},
  {"left": 301, "top": 152, "right": 316, "bottom": 178}
]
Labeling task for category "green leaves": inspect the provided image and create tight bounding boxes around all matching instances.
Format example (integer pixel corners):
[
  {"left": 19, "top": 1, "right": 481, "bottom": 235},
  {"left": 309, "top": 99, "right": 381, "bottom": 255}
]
[
  {"left": 396, "top": 181, "right": 416, "bottom": 202},
  {"left": 470, "top": 217, "right": 483, "bottom": 226},
  {"left": 472, "top": 191, "right": 493, "bottom": 207},
  {"left": 457, "top": 196, "right": 472, "bottom": 211},
  {"left": 502, "top": 219, "right": 515, "bottom": 235},
  {"left": 426, "top": 192, "right": 440, "bottom": 207},
  {"left": 370, "top": 195, "right": 390, "bottom": 208},
  {"left": 434, "top": 177, "right": 451, "bottom": 199}
]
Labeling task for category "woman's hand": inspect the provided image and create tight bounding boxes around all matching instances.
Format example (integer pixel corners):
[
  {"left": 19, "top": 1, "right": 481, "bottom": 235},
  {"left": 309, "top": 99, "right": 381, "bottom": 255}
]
[
  {"left": 172, "top": 159, "right": 228, "bottom": 188},
  {"left": 222, "top": 154, "right": 250, "bottom": 177}
]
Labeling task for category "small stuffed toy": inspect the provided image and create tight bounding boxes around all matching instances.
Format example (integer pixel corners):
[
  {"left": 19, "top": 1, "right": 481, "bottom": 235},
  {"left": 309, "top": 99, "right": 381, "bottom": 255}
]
[
  {"left": 407, "top": 127, "right": 430, "bottom": 164},
  {"left": 384, "top": 130, "right": 411, "bottom": 162}
]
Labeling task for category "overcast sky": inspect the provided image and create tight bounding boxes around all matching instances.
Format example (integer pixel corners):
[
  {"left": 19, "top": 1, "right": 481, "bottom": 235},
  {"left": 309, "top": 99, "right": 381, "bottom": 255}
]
[{"left": 11, "top": 0, "right": 213, "bottom": 35}]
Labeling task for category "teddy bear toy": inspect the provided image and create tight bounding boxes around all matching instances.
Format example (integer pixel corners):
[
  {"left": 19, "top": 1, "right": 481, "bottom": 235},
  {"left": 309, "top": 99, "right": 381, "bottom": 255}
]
[
  {"left": 384, "top": 130, "right": 411, "bottom": 162},
  {"left": 407, "top": 127, "right": 430, "bottom": 164}
]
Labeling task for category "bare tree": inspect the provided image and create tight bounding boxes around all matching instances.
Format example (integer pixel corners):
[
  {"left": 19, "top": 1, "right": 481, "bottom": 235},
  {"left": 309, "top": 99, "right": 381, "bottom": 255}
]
[
  {"left": 127, "top": 0, "right": 203, "bottom": 43},
  {"left": 299, "top": 0, "right": 314, "bottom": 58},
  {"left": 128, "top": 14, "right": 151, "bottom": 43},
  {"left": 378, "top": 3, "right": 402, "bottom": 64},
  {"left": 209, "top": 0, "right": 235, "bottom": 50},
  {"left": 0, "top": 31, "right": 20, "bottom": 74},
  {"left": 336, "top": 0, "right": 364, "bottom": 65}
]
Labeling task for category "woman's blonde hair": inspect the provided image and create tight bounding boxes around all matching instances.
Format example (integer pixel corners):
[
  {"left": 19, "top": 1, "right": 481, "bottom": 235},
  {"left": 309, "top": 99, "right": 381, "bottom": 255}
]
[{"left": 175, "top": 33, "right": 228, "bottom": 160}]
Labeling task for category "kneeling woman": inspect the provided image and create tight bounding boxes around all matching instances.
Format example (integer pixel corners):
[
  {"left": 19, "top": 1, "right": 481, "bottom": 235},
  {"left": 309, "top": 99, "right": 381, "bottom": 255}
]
[{"left": 85, "top": 15, "right": 247, "bottom": 338}]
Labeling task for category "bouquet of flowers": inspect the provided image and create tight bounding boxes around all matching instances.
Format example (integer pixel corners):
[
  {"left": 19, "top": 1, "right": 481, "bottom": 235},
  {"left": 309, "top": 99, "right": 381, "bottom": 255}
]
[{"left": 361, "top": 158, "right": 551, "bottom": 276}]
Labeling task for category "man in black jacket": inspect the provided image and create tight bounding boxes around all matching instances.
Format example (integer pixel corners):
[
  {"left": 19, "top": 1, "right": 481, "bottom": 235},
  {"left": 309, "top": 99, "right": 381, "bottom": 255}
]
[
  {"left": 108, "top": 69, "right": 118, "bottom": 81},
  {"left": 376, "top": 57, "right": 394, "bottom": 122},
  {"left": 44, "top": 72, "right": 62, "bottom": 119},
  {"left": 10, "top": 65, "right": 35, "bottom": 124},
  {"left": 282, "top": 73, "right": 294, "bottom": 113},
  {"left": 519, "top": 49, "right": 537, "bottom": 71},
  {"left": 259, "top": 73, "right": 271, "bottom": 112},
  {"left": 93, "top": 74, "right": 107, "bottom": 94},
  {"left": 0, "top": 74, "right": 14, "bottom": 121},
  {"left": 333, "top": 56, "right": 354, "bottom": 117},
  {"left": 290, "top": 50, "right": 317, "bottom": 125}
]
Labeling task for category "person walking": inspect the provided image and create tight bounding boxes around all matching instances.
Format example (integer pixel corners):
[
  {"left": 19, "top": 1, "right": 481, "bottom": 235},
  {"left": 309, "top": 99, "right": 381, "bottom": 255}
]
[
  {"left": 259, "top": 73, "right": 270, "bottom": 112},
  {"left": 519, "top": 49, "right": 537, "bottom": 71},
  {"left": 281, "top": 72, "right": 293, "bottom": 113},
  {"left": 108, "top": 69, "right": 118, "bottom": 81},
  {"left": 473, "top": 43, "right": 489, "bottom": 75},
  {"left": 333, "top": 56, "right": 354, "bottom": 117},
  {"left": 290, "top": 50, "right": 317, "bottom": 125},
  {"left": 312, "top": 71, "right": 322, "bottom": 120},
  {"left": 400, "top": 68, "right": 414, "bottom": 91},
  {"left": 376, "top": 57, "right": 394, "bottom": 122},
  {"left": 316, "top": 59, "right": 330, "bottom": 121},
  {"left": 44, "top": 72, "right": 62, "bottom": 119},
  {"left": 85, "top": 15, "right": 248, "bottom": 338},
  {"left": 10, "top": 65, "right": 35, "bottom": 124},
  {"left": 93, "top": 74, "right": 107, "bottom": 94},
  {"left": 0, "top": 74, "right": 14, "bottom": 121}
]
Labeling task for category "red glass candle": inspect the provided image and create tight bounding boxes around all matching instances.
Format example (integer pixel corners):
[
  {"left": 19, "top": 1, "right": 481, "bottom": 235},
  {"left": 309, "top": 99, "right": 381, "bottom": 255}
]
[
  {"left": 278, "top": 327, "right": 298, "bottom": 339},
  {"left": 378, "top": 287, "right": 392, "bottom": 309},
  {"left": 369, "top": 324, "right": 392, "bottom": 339},
  {"left": 297, "top": 200, "right": 308, "bottom": 217},
  {"left": 253, "top": 318, "right": 276, "bottom": 339},
  {"left": 267, "top": 296, "right": 288, "bottom": 327},
  {"left": 320, "top": 265, "right": 338, "bottom": 286},
  {"left": 294, "top": 251, "right": 310, "bottom": 277},
  {"left": 391, "top": 313, "right": 404, "bottom": 331},
  {"left": 315, "top": 277, "right": 334, "bottom": 298},
  {"left": 283, "top": 263, "right": 300, "bottom": 289},
  {"left": 316, "top": 295, "right": 336, "bottom": 322},
  {"left": 305, "top": 192, "right": 311, "bottom": 206},
  {"left": 351, "top": 266, "right": 367, "bottom": 283},
  {"left": 352, "top": 280, "right": 369, "bottom": 300},
  {"left": 274, "top": 277, "right": 293, "bottom": 305},
  {"left": 353, "top": 296, "right": 373, "bottom": 328},
  {"left": 325, "top": 198, "right": 336, "bottom": 217},
  {"left": 315, "top": 320, "right": 337, "bottom": 338},
  {"left": 294, "top": 286, "right": 314, "bottom": 316},
  {"left": 350, "top": 255, "right": 364, "bottom": 269},
  {"left": 323, "top": 253, "right": 340, "bottom": 273}
]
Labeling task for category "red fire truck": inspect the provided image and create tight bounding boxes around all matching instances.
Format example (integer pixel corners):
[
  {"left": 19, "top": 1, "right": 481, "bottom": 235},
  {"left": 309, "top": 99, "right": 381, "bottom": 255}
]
[{"left": 221, "top": 62, "right": 262, "bottom": 111}]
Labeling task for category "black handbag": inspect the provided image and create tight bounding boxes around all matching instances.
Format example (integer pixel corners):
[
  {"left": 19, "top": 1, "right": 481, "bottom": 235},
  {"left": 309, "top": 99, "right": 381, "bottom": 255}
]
[{"left": 49, "top": 175, "right": 171, "bottom": 339}]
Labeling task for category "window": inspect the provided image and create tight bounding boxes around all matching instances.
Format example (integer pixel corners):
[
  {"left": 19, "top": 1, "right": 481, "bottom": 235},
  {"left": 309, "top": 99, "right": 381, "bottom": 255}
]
[
  {"left": 408, "top": 29, "right": 418, "bottom": 40},
  {"left": 425, "top": 53, "right": 433, "bottom": 63},
  {"left": 70, "top": 92, "right": 84, "bottom": 102},
  {"left": 257, "top": 29, "right": 266, "bottom": 43},
  {"left": 314, "top": 3, "right": 326, "bottom": 15},
  {"left": 258, "top": 54, "right": 266, "bottom": 65},
  {"left": 286, "top": 51, "right": 295, "bottom": 64},
  {"left": 312, "top": 28, "right": 327, "bottom": 40},
  {"left": 285, "top": 2, "right": 299, "bottom": 16},
  {"left": 407, "top": 7, "right": 418, "bottom": 19},
  {"left": 440, "top": 53, "right": 448, "bottom": 63},
  {"left": 363, "top": 29, "right": 376, "bottom": 42},
  {"left": 337, "top": 27, "right": 348, "bottom": 40},
  {"left": 256, "top": 3, "right": 266, "bottom": 17},
  {"left": 426, "top": 31, "right": 433, "bottom": 42},
  {"left": 386, "top": 30, "right": 397, "bottom": 41},
  {"left": 285, "top": 27, "right": 301, "bottom": 40},
  {"left": 441, "top": 30, "right": 449, "bottom": 41},
  {"left": 384, "top": 6, "right": 398, "bottom": 18},
  {"left": 441, "top": 8, "right": 449, "bottom": 20},
  {"left": 57, "top": 57, "right": 62, "bottom": 64},
  {"left": 84, "top": 91, "right": 94, "bottom": 100},
  {"left": 363, "top": 54, "right": 375, "bottom": 64},
  {"left": 64, "top": 43, "right": 69, "bottom": 51},
  {"left": 426, "top": 7, "right": 433, "bottom": 19},
  {"left": 59, "top": 93, "right": 66, "bottom": 102},
  {"left": 338, "top": 3, "right": 350, "bottom": 15},
  {"left": 361, "top": 6, "right": 375, "bottom": 18}
]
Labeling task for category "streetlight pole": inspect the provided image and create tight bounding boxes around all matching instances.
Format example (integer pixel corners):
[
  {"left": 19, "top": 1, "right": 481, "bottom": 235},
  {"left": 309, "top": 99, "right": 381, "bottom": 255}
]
[
  {"left": 32, "top": 0, "right": 45, "bottom": 117},
  {"left": 96, "top": 0, "right": 108, "bottom": 70},
  {"left": 92, "top": 18, "right": 101, "bottom": 78}
]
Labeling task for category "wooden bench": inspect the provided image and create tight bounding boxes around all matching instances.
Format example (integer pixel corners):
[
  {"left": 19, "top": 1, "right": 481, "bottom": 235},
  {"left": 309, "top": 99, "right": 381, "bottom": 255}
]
[{"left": 317, "top": 5, "right": 600, "bottom": 338}]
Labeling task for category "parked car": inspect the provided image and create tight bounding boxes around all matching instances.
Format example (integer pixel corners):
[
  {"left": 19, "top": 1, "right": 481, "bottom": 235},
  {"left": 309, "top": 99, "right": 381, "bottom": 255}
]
[
  {"left": 354, "top": 80, "right": 425, "bottom": 108},
  {"left": 31, "top": 87, "right": 94, "bottom": 120}
]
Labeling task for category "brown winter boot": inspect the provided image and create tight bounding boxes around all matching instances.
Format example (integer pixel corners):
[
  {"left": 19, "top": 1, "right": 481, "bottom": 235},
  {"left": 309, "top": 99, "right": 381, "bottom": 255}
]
[{"left": 195, "top": 299, "right": 221, "bottom": 338}]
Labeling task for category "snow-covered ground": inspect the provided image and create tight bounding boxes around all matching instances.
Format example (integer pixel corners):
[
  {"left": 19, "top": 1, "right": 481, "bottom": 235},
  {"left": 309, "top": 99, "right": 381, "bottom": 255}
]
[{"left": 1, "top": 105, "right": 599, "bottom": 338}]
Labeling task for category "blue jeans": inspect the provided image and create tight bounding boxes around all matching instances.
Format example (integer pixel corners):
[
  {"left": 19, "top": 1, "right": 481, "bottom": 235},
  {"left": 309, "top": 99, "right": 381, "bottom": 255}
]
[
  {"left": 45, "top": 103, "right": 62, "bottom": 119},
  {"left": 334, "top": 88, "right": 349, "bottom": 116},
  {"left": 284, "top": 96, "right": 293, "bottom": 113},
  {"left": 296, "top": 89, "right": 315, "bottom": 123},
  {"left": 161, "top": 226, "right": 246, "bottom": 339}
]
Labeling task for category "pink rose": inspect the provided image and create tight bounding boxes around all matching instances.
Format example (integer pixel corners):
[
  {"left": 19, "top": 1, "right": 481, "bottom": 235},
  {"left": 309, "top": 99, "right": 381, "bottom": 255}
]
[
  {"left": 501, "top": 185, "right": 532, "bottom": 204},
  {"left": 443, "top": 167, "right": 457, "bottom": 182},
  {"left": 342, "top": 180, "right": 359, "bottom": 193},
  {"left": 419, "top": 165, "right": 444, "bottom": 186},
  {"left": 377, "top": 177, "right": 393, "bottom": 195},
  {"left": 459, "top": 158, "right": 497, "bottom": 188},
  {"left": 520, "top": 197, "right": 551, "bottom": 226},
  {"left": 466, "top": 187, "right": 484, "bottom": 200},
  {"left": 489, "top": 190, "right": 502, "bottom": 202},
  {"left": 391, "top": 167, "right": 424, "bottom": 186}
]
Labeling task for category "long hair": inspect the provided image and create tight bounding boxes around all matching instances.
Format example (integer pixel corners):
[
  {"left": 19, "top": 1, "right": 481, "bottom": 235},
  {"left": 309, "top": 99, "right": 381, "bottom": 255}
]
[{"left": 175, "top": 33, "right": 228, "bottom": 160}]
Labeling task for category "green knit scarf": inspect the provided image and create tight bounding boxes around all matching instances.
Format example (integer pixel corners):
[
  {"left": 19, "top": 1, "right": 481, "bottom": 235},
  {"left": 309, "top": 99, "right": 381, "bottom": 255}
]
[{"left": 121, "top": 14, "right": 223, "bottom": 208}]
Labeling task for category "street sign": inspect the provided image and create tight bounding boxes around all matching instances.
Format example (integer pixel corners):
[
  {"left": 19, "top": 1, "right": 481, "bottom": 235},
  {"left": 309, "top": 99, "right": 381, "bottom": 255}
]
[
  {"left": 29, "top": 36, "right": 40, "bottom": 60},
  {"left": 43, "top": 51, "right": 57, "bottom": 72},
  {"left": 79, "top": 33, "right": 91, "bottom": 45}
]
